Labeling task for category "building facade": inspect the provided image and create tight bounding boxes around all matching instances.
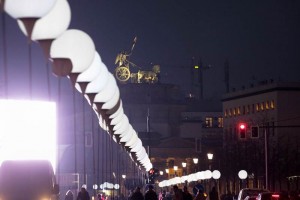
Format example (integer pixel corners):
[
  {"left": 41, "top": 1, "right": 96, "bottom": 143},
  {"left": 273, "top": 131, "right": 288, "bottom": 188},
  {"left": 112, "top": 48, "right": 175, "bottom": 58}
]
[{"left": 222, "top": 81, "right": 300, "bottom": 193}]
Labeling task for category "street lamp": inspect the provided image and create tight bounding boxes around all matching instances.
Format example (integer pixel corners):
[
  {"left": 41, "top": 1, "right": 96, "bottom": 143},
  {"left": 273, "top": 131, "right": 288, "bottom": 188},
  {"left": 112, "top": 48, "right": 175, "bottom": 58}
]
[
  {"left": 160, "top": 171, "right": 164, "bottom": 176},
  {"left": 122, "top": 175, "right": 126, "bottom": 197},
  {"left": 193, "top": 158, "right": 199, "bottom": 172},
  {"left": 193, "top": 158, "right": 199, "bottom": 164},
  {"left": 174, "top": 166, "right": 178, "bottom": 176},
  {"left": 207, "top": 153, "right": 213, "bottom": 170},
  {"left": 182, "top": 162, "right": 187, "bottom": 175},
  {"left": 207, "top": 153, "right": 213, "bottom": 160},
  {"left": 238, "top": 170, "right": 248, "bottom": 189}
]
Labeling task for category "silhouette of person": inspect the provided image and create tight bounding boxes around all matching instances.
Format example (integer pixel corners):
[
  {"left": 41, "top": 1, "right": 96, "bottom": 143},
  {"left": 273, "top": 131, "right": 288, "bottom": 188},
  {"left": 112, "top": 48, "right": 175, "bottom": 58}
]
[
  {"left": 131, "top": 187, "right": 144, "bottom": 200},
  {"left": 76, "top": 186, "right": 90, "bottom": 200},
  {"left": 182, "top": 186, "right": 193, "bottom": 200},
  {"left": 145, "top": 185, "right": 158, "bottom": 200}
]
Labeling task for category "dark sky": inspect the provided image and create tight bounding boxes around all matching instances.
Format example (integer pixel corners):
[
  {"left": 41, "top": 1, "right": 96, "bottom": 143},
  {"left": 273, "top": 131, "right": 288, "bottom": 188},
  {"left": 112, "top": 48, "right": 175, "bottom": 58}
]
[{"left": 1, "top": 0, "right": 300, "bottom": 100}]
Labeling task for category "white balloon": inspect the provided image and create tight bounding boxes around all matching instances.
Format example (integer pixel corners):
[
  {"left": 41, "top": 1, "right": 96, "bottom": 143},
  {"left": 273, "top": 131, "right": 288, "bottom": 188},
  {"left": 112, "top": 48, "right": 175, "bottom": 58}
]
[
  {"left": 109, "top": 101, "right": 123, "bottom": 119},
  {"left": 93, "top": 73, "right": 117, "bottom": 103},
  {"left": 50, "top": 29, "right": 96, "bottom": 73},
  {"left": 102, "top": 88, "right": 120, "bottom": 110},
  {"left": 113, "top": 115, "right": 129, "bottom": 132},
  {"left": 84, "top": 62, "right": 109, "bottom": 94},
  {"left": 4, "top": 0, "right": 57, "bottom": 19},
  {"left": 110, "top": 112, "right": 124, "bottom": 126},
  {"left": 17, "top": 0, "right": 71, "bottom": 40},
  {"left": 76, "top": 52, "right": 102, "bottom": 83}
]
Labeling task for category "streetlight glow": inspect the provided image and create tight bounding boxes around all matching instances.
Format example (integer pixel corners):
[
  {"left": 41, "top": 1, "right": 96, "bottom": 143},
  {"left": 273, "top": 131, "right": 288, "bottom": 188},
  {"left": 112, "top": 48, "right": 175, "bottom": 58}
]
[
  {"left": 193, "top": 158, "right": 199, "bottom": 164},
  {"left": 207, "top": 153, "right": 213, "bottom": 160}
]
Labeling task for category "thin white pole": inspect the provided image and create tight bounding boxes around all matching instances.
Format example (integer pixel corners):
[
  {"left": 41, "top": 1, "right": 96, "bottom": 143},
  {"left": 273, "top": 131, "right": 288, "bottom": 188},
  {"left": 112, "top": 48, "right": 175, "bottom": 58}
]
[{"left": 264, "top": 128, "right": 268, "bottom": 190}]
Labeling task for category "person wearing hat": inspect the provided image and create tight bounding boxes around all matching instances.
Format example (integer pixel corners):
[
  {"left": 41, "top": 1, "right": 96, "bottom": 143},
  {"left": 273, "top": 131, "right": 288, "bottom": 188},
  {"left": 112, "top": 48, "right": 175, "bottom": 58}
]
[{"left": 76, "top": 185, "right": 90, "bottom": 200}]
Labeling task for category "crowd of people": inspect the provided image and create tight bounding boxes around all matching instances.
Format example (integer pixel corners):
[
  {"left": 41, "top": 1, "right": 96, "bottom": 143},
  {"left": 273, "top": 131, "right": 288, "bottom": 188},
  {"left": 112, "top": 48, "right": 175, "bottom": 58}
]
[
  {"left": 126, "top": 184, "right": 218, "bottom": 200},
  {"left": 65, "top": 185, "right": 300, "bottom": 200}
]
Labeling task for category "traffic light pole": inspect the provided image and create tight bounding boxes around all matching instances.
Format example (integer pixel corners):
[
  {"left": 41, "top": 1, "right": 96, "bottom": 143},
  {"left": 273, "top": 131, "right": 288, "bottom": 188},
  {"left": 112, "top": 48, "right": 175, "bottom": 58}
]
[{"left": 264, "top": 128, "right": 268, "bottom": 190}]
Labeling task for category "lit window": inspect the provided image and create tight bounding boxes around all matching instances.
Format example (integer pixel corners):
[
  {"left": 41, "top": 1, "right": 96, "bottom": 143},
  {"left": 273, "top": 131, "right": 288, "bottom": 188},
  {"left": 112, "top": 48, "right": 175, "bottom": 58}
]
[
  {"left": 246, "top": 105, "right": 250, "bottom": 114},
  {"left": 224, "top": 109, "right": 227, "bottom": 117},
  {"left": 265, "top": 101, "right": 269, "bottom": 109},
  {"left": 205, "top": 117, "right": 213, "bottom": 128},
  {"left": 256, "top": 103, "right": 260, "bottom": 112},
  {"left": 229, "top": 109, "right": 232, "bottom": 116},
  {"left": 237, "top": 107, "right": 241, "bottom": 115},
  {"left": 260, "top": 103, "right": 264, "bottom": 111},
  {"left": 233, "top": 108, "right": 236, "bottom": 116},
  {"left": 218, "top": 117, "right": 223, "bottom": 128},
  {"left": 270, "top": 100, "right": 275, "bottom": 109}
]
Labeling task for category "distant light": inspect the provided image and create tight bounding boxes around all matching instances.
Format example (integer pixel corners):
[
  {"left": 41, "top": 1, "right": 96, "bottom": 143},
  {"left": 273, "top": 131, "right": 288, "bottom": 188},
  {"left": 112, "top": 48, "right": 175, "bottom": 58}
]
[
  {"left": 0, "top": 99, "right": 56, "bottom": 171},
  {"left": 182, "top": 162, "right": 187, "bottom": 167},
  {"left": 207, "top": 153, "right": 213, "bottom": 160},
  {"left": 159, "top": 171, "right": 163, "bottom": 175},
  {"left": 174, "top": 166, "right": 178, "bottom": 171},
  {"left": 239, "top": 123, "right": 246, "bottom": 129},
  {"left": 238, "top": 170, "right": 248, "bottom": 179},
  {"left": 194, "top": 65, "right": 199, "bottom": 69},
  {"left": 212, "top": 170, "right": 221, "bottom": 179},
  {"left": 193, "top": 158, "right": 199, "bottom": 164}
]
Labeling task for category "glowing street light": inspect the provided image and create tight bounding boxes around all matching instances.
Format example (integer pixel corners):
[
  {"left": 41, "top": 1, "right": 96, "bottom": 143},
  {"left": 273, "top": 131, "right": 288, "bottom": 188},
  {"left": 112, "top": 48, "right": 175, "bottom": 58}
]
[{"left": 193, "top": 158, "right": 199, "bottom": 164}]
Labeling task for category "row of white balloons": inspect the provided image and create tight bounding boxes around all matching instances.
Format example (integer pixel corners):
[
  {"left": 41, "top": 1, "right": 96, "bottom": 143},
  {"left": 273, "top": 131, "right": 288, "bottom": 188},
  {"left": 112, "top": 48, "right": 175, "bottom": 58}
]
[
  {"left": 2, "top": 0, "right": 152, "bottom": 171},
  {"left": 158, "top": 170, "right": 221, "bottom": 188}
]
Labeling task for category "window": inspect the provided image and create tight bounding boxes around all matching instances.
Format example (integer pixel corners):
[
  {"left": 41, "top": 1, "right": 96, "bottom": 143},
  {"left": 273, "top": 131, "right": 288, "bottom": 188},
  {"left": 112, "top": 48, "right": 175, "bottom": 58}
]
[
  {"left": 224, "top": 109, "right": 227, "bottom": 117},
  {"left": 256, "top": 103, "right": 260, "bottom": 112},
  {"left": 260, "top": 102, "right": 264, "bottom": 111},
  {"left": 270, "top": 100, "right": 275, "bottom": 109},
  {"left": 246, "top": 105, "right": 250, "bottom": 114},
  {"left": 265, "top": 101, "right": 269, "bottom": 110},
  {"left": 237, "top": 107, "right": 241, "bottom": 115},
  {"left": 205, "top": 117, "right": 213, "bottom": 127},
  {"left": 218, "top": 117, "right": 223, "bottom": 128}
]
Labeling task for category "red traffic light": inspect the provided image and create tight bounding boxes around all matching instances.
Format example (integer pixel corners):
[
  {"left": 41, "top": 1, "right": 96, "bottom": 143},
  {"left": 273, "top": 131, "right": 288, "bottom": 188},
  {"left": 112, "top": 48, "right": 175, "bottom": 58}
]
[
  {"left": 239, "top": 123, "right": 246, "bottom": 130},
  {"left": 238, "top": 123, "right": 247, "bottom": 139}
]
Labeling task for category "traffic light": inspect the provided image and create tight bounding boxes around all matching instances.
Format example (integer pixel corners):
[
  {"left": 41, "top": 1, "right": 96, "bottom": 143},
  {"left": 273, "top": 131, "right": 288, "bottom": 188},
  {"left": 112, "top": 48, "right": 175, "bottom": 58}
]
[
  {"left": 238, "top": 123, "right": 247, "bottom": 139},
  {"left": 148, "top": 168, "right": 155, "bottom": 184},
  {"left": 251, "top": 126, "right": 259, "bottom": 138}
]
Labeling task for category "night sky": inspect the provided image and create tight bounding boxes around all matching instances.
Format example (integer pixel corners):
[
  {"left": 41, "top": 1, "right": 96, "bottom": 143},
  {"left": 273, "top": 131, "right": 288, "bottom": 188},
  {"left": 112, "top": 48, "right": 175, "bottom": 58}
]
[{"left": 1, "top": 1, "right": 300, "bottom": 100}]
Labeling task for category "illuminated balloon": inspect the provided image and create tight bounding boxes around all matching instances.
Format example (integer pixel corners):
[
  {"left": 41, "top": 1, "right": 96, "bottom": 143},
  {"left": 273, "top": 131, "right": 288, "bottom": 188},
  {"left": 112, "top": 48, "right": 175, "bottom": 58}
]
[
  {"left": 17, "top": 0, "right": 70, "bottom": 41},
  {"left": 50, "top": 29, "right": 95, "bottom": 76},
  {"left": 4, "top": 0, "right": 57, "bottom": 19},
  {"left": 83, "top": 62, "right": 109, "bottom": 94},
  {"left": 93, "top": 73, "right": 117, "bottom": 103}
]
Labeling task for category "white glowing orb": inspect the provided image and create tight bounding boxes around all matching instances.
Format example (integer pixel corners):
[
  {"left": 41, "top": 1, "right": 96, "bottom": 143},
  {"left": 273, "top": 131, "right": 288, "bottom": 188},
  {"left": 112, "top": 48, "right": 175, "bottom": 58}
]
[{"left": 0, "top": 99, "right": 56, "bottom": 171}]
